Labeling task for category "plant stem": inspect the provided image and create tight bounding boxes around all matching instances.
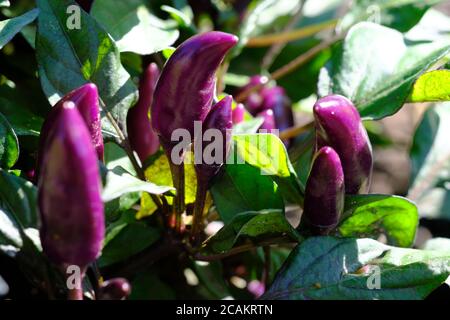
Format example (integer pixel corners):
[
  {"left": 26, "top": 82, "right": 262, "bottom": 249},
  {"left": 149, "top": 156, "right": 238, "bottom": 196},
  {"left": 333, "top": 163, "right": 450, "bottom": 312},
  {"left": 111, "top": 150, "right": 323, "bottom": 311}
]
[
  {"left": 194, "top": 237, "right": 293, "bottom": 261},
  {"left": 235, "top": 34, "right": 343, "bottom": 103},
  {"left": 261, "top": 1, "right": 305, "bottom": 69},
  {"left": 279, "top": 121, "right": 314, "bottom": 140},
  {"left": 191, "top": 175, "right": 209, "bottom": 244},
  {"left": 168, "top": 160, "right": 185, "bottom": 232}
]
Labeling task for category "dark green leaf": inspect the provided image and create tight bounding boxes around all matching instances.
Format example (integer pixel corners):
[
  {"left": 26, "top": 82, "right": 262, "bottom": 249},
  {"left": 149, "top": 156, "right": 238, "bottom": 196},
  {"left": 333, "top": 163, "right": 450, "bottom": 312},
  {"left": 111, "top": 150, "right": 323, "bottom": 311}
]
[
  {"left": 129, "top": 270, "right": 176, "bottom": 300},
  {"left": 91, "top": 0, "right": 179, "bottom": 55},
  {"left": 340, "top": 194, "right": 418, "bottom": 247},
  {"left": 0, "top": 8, "right": 39, "bottom": 49},
  {"left": 36, "top": 0, "right": 138, "bottom": 137},
  {"left": 318, "top": 22, "right": 450, "bottom": 120},
  {"left": 409, "top": 102, "right": 450, "bottom": 220},
  {"left": 0, "top": 112, "right": 19, "bottom": 169},
  {"left": 99, "top": 211, "right": 161, "bottom": 267},
  {"left": 263, "top": 236, "right": 450, "bottom": 300},
  {"left": 211, "top": 163, "right": 284, "bottom": 224},
  {"left": 0, "top": 169, "right": 37, "bottom": 228},
  {"left": 201, "top": 209, "right": 300, "bottom": 256}
]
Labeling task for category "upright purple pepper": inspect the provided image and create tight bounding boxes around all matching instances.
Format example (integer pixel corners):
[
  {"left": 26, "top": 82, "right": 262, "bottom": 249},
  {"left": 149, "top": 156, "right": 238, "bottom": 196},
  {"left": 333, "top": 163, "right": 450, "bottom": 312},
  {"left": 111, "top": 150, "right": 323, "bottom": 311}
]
[
  {"left": 192, "top": 96, "right": 233, "bottom": 241},
  {"left": 232, "top": 103, "right": 245, "bottom": 124},
  {"left": 151, "top": 31, "right": 238, "bottom": 151},
  {"left": 313, "top": 95, "right": 373, "bottom": 194},
  {"left": 37, "top": 83, "right": 103, "bottom": 182},
  {"left": 127, "top": 63, "right": 161, "bottom": 163},
  {"left": 38, "top": 102, "right": 104, "bottom": 270},
  {"left": 195, "top": 96, "right": 233, "bottom": 181},
  {"left": 303, "top": 146, "right": 345, "bottom": 235},
  {"left": 257, "top": 109, "right": 276, "bottom": 131}
]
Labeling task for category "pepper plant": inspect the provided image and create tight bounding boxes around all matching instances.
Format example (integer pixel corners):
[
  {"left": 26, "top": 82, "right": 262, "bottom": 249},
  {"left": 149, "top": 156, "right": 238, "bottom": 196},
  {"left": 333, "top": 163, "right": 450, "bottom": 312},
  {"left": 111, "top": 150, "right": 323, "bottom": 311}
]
[{"left": 0, "top": 0, "right": 449, "bottom": 300}]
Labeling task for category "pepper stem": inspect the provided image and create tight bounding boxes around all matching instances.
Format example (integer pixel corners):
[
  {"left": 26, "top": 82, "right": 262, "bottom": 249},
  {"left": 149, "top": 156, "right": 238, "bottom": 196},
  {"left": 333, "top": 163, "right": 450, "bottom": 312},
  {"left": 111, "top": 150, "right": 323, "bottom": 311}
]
[
  {"left": 191, "top": 174, "right": 209, "bottom": 244},
  {"left": 168, "top": 161, "right": 185, "bottom": 233},
  {"left": 67, "top": 286, "right": 83, "bottom": 300}
]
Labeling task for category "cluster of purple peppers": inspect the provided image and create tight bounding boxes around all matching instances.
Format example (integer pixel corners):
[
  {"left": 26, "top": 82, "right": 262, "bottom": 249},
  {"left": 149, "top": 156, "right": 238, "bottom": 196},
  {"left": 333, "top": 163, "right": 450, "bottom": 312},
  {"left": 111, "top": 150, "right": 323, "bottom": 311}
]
[
  {"left": 35, "top": 23, "right": 373, "bottom": 298},
  {"left": 233, "top": 76, "right": 294, "bottom": 145},
  {"left": 35, "top": 31, "right": 238, "bottom": 298},
  {"left": 303, "top": 95, "right": 373, "bottom": 234}
]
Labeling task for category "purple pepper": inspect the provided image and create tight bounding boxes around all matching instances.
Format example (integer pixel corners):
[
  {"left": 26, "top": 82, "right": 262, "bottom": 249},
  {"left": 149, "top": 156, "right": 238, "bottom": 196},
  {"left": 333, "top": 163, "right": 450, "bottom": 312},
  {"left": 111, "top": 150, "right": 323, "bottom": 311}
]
[
  {"left": 232, "top": 103, "right": 245, "bottom": 124},
  {"left": 260, "top": 86, "right": 294, "bottom": 132},
  {"left": 257, "top": 109, "right": 276, "bottom": 131},
  {"left": 192, "top": 96, "right": 233, "bottom": 241},
  {"left": 76, "top": 0, "right": 93, "bottom": 12},
  {"left": 303, "top": 146, "right": 345, "bottom": 235},
  {"left": 98, "top": 278, "right": 131, "bottom": 300},
  {"left": 127, "top": 63, "right": 161, "bottom": 163},
  {"left": 195, "top": 95, "right": 233, "bottom": 181},
  {"left": 151, "top": 31, "right": 238, "bottom": 152},
  {"left": 313, "top": 95, "right": 373, "bottom": 194},
  {"left": 37, "top": 83, "right": 103, "bottom": 182},
  {"left": 38, "top": 101, "right": 104, "bottom": 269},
  {"left": 236, "top": 75, "right": 268, "bottom": 116}
]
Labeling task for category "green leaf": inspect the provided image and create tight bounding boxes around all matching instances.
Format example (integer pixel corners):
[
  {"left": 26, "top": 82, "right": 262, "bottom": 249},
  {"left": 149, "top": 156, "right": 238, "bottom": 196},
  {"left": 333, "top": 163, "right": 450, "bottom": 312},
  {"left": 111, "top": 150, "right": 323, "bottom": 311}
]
[
  {"left": 233, "top": 134, "right": 304, "bottom": 205},
  {"left": 201, "top": 210, "right": 301, "bottom": 256},
  {"left": 91, "top": 0, "right": 179, "bottom": 55},
  {"left": 0, "top": 112, "right": 19, "bottom": 169},
  {"left": 102, "top": 166, "right": 173, "bottom": 202},
  {"left": 319, "top": 22, "right": 450, "bottom": 120},
  {"left": 409, "top": 102, "right": 450, "bottom": 220},
  {"left": 0, "top": 169, "right": 37, "bottom": 228},
  {"left": 232, "top": 117, "right": 264, "bottom": 135},
  {"left": 422, "top": 237, "right": 450, "bottom": 252},
  {"left": 36, "top": 0, "right": 138, "bottom": 137},
  {"left": 0, "top": 207, "right": 23, "bottom": 252},
  {"left": 263, "top": 237, "right": 450, "bottom": 300},
  {"left": 211, "top": 163, "right": 284, "bottom": 224},
  {"left": 129, "top": 270, "right": 176, "bottom": 300},
  {"left": 408, "top": 70, "right": 450, "bottom": 102},
  {"left": 0, "top": 8, "right": 39, "bottom": 49},
  {"left": 99, "top": 211, "right": 161, "bottom": 267},
  {"left": 339, "top": 194, "right": 418, "bottom": 247},
  {"left": 339, "top": 0, "right": 441, "bottom": 32},
  {"left": 0, "top": 1, "right": 10, "bottom": 8},
  {"left": 0, "top": 81, "right": 44, "bottom": 137}
]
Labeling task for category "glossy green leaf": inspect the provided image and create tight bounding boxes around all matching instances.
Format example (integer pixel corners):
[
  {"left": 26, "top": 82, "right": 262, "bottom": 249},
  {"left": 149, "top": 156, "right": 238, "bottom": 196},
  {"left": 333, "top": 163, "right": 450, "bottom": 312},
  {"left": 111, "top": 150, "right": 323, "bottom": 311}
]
[
  {"left": 263, "top": 237, "right": 450, "bottom": 300},
  {"left": 339, "top": 0, "right": 441, "bottom": 32},
  {"left": 232, "top": 117, "right": 264, "bottom": 135},
  {"left": 408, "top": 70, "right": 450, "bottom": 102},
  {"left": 201, "top": 209, "right": 301, "bottom": 256},
  {"left": 340, "top": 194, "right": 418, "bottom": 247},
  {"left": 102, "top": 166, "right": 173, "bottom": 202},
  {"left": 0, "top": 1, "right": 10, "bottom": 8},
  {"left": 36, "top": 0, "right": 138, "bottom": 138},
  {"left": 409, "top": 102, "right": 450, "bottom": 220},
  {"left": 422, "top": 237, "right": 450, "bottom": 252},
  {"left": 91, "top": 0, "right": 179, "bottom": 55},
  {"left": 0, "top": 8, "right": 39, "bottom": 49},
  {"left": 211, "top": 162, "right": 284, "bottom": 224},
  {"left": 319, "top": 22, "right": 450, "bottom": 120},
  {"left": 0, "top": 112, "right": 19, "bottom": 169},
  {"left": 233, "top": 134, "right": 304, "bottom": 205}
]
